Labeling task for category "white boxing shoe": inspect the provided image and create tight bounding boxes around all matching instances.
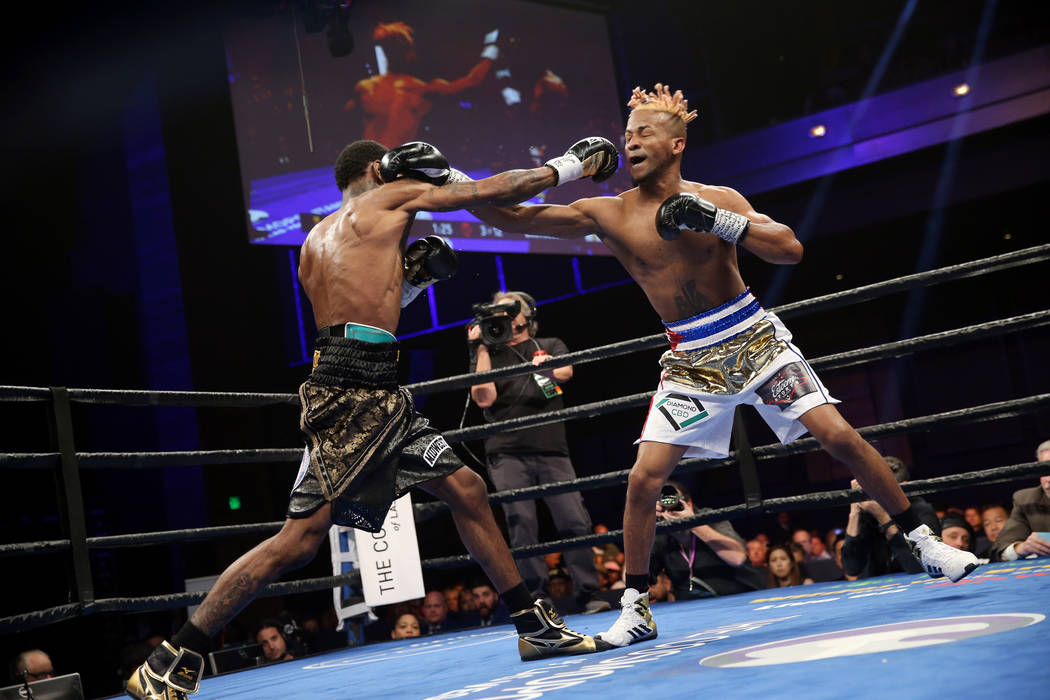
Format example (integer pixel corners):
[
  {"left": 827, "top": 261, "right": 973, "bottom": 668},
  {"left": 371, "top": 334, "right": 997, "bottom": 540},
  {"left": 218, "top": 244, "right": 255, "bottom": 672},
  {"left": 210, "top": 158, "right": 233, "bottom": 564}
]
[
  {"left": 905, "top": 524, "right": 980, "bottom": 582},
  {"left": 594, "top": 588, "right": 657, "bottom": 648}
]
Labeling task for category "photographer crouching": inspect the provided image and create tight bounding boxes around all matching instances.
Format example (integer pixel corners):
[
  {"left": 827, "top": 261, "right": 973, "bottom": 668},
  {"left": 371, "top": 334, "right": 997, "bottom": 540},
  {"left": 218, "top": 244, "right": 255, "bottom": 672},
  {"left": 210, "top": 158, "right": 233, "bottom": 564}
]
[{"left": 468, "top": 292, "right": 609, "bottom": 614}]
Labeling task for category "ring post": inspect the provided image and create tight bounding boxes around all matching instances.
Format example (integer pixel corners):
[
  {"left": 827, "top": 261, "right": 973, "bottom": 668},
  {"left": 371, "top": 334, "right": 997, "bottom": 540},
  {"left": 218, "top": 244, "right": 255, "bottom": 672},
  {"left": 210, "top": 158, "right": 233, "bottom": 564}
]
[
  {"left": 732, "top": 406, "right": 763, "bottom": 511},
  {"left": 49, "top": 387, "right": 94, "bottom": 606}
]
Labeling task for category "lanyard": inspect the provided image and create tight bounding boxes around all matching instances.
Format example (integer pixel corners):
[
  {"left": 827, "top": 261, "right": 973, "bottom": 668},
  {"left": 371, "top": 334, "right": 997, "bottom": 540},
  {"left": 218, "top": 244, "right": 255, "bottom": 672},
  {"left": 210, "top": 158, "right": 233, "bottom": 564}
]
[{"left": 679, "top": 533, "right": 696, "bottom": 570}]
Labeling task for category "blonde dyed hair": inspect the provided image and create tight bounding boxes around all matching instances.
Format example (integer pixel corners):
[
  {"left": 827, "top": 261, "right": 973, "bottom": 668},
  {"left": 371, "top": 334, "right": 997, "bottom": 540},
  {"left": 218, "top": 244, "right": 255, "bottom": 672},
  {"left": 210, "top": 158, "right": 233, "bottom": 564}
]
[{"left": 627, "top": 83, "right": 698, "bottom": 125}]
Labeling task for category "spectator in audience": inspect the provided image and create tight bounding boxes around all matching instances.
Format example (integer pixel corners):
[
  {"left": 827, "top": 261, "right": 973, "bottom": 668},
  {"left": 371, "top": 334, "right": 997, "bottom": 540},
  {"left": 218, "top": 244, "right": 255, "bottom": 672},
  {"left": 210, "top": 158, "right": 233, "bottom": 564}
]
[
  {"left": 746, "top": 538, "right": 768, "bottom": 567},
  {"left": 391, "top": 613, "right": 422, "bottom": 640},
  {"left": 823, "top": 530, "right": 839, "bottom": 555},
  {"left": 964, "top": 507, "right": 984, "bottom": 539},
  {"left": 648, "top": 572, "right": 675, "bottom": 603},
  {"left": 300, "top": 607, "right": 347, "bottom": 652},
  {"left": 808, "top": 532, "right": 832, "bottom": 560},
  {"left": 832, "top": 534, "right": 857, "bottom": 580},
  {"left": 649, "top": 481, "right": 766, "bottom": 599},
  {"left": 457, "top": 588, "right": 477, "bottom": 617},
  {"left": 791, "top": 529, "right": 814, "bottom": 560},
  {"left": 940, "top": 515, "right": 974, "bottom": 552},
  {"left": 420, "top": 590, "right": 459, "bottom": 635},
  {"left": 767, "top": 544, "right": 813, "bottom": 588},
  {"left": 788, "top": 542, "right": 806, "bottom": 565},
  {"left": 601, "top": 560, "right": 625, "bottom": 590},
  {"left": 471, "top": 581, "right": 511, "bottom": 627},
  {"left": 548, "top": 572, "right": 573, "bottom": 599},
  {"left": 990, "top": 441, "right": 1050, "bottom": 561},
  {"left": 443, "top": 584, "right": 462, "bottom": 615},
  {"left": 592, "top": 523, "right": 624, "bottom": 567},
  {"left": 755, "top": 533, "right": 770, "bottom": 547},
  {"left": 255, "top": 620, "right": 294, "bottom": 663},
  {"left": 981, "top": 504, "right": 1009, "bottom": 548},
  {"left": 842, "top": 456, "right": 939, "bottom": 578},
  {"left": 10, "top": 649, "right": 54, "bottom": 685},
  {"left": 544, "top": 552, "right": 564, "bottom": 576}
]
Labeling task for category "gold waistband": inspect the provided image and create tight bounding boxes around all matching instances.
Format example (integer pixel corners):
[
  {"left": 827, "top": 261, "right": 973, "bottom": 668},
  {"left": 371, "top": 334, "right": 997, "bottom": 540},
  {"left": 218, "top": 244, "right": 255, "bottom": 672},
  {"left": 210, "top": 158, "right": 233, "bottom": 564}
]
[{"left": 659, "top": 319, "right": 788, "bottom": 395}]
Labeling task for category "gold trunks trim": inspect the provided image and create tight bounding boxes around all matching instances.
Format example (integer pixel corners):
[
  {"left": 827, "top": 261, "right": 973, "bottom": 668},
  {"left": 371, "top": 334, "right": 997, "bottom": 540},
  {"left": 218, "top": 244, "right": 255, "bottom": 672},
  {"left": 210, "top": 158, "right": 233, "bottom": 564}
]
[
  {"left": 660, "top": 318, "right": 788, "bottom": 395},
  {"left": 299, "top": 382, "right": 407, "bottom": 500}
]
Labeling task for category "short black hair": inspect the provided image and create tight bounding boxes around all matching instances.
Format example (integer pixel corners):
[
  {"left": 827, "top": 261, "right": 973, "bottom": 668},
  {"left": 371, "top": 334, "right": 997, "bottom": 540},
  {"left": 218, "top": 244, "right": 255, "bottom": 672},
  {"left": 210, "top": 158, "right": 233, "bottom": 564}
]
[
  {"left": 254, "top": 618, "right": 286, "bottom": 639},
  {"left": 334, "top": 140, "right": 389, "bottom": 191},
  {"left": 469, "top": 579, "right": 497, "bottom": 594}
]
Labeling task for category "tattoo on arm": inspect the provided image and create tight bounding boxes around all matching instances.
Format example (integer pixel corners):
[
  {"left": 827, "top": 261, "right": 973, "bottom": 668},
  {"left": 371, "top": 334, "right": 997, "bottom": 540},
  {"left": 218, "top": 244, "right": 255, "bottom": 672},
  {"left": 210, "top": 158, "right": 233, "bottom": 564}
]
[
  {"left": 673, "top": 280, "right": 716, "bottom": 318},
  {"left": 190, "top": 571, "right": 268, "bottom": 636},
  {"left": 487, "top": 168, "right": 554, "bottom": 206}
]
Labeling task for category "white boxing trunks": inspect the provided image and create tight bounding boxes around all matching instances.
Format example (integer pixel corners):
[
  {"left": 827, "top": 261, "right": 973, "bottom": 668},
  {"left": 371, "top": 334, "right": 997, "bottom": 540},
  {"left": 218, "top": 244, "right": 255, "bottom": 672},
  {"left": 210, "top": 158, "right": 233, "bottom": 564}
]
[{"left": 637, "top": 289, "right": 838, "bottom": 458}]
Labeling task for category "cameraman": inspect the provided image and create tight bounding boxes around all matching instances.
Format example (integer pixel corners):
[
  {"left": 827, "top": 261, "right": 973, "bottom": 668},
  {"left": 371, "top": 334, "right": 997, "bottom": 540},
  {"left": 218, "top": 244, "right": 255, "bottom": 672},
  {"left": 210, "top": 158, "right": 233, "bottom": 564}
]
[
  {"left": 469, "top": 291, "right": 606, "bottom": 613},
  {"left": 650, "top": 481, "right": 766, "bottom": 598}
]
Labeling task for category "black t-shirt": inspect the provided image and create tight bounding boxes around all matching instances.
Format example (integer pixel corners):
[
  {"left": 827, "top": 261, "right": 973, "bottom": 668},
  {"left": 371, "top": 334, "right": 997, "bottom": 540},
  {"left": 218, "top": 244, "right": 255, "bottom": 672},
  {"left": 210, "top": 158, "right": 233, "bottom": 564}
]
[
  {"left": 650, "top": 520, "right": 767, "bottom": 598},
  {"left": 842, "top": 496, "right": 939, "bottom": 577},
  {"left": 471, "top": 336, "right": 569, "bottom": 455}
]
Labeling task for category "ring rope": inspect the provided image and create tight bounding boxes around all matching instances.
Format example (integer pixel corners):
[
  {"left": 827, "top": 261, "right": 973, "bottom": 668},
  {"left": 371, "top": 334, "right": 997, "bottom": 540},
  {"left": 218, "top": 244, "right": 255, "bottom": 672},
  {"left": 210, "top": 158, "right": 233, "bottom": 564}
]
[
  {"left": 444, "top": 310, "right": 1049, "bottom": 443},
  {"left": 2, "top": 394, "right": 1045, "bottom": 557},
  {"left": 3, "top": 459, "right": 1043, "bottom": 635},
  {"left": 413, "top": 392, "right": 1049, "bottom": 520},
  {"left": 419, "top": 458, "right": 1049, "bottom": 570},
  {"left": 0, "top": 245, "right": 1046, "bottom": 407},
  {"left": 3, "top": 310, "right": 1043, "bottom": 472}
]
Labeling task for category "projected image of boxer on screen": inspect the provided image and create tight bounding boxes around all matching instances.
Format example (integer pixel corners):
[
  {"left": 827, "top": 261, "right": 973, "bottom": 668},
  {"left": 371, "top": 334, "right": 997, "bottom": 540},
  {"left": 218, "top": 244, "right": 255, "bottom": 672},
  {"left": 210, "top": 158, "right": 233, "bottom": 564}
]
[{"left": 346, "top": 21, "right": 499, "bottom": 147}]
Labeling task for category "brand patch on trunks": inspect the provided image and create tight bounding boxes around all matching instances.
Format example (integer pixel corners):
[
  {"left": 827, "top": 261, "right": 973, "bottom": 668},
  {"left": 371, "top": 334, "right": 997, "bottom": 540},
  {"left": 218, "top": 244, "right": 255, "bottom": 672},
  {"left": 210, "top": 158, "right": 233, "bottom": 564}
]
[
  {"left": 655, "top": 393, "right": 708, "bottom": 431},
  {"left": 757, "top": 362, "right": 817, "bottom": 410},
  {"left": 423, "top": 436, "right": 451, "bottom": 467}
]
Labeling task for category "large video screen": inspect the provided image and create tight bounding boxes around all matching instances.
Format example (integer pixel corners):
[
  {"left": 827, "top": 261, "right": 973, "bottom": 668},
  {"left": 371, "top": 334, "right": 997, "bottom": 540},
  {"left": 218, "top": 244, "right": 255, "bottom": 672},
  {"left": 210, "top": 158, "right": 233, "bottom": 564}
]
[{"left": 225, "top": 0, "right": 630, "bottom": 255}]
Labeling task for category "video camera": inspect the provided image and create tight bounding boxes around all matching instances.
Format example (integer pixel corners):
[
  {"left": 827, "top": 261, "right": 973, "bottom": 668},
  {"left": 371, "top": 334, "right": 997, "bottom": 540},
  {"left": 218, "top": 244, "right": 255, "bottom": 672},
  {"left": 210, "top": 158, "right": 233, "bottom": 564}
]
[
  {"left": 471, "top": 299, "right": 521, "bottom": 347},
  {"left": 658, "top": 484, "right": 685, "bottom": 512}
]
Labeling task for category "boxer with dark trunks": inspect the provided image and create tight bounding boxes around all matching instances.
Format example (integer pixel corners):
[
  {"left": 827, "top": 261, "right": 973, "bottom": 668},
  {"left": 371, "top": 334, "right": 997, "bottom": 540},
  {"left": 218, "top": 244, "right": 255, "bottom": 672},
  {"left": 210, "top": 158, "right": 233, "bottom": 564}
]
[
  {"left": 468, "top": 83, "right": 980, "bottom": 649},
  {"left": 127, "top": 137, "right": 619, "bottom": 699}
]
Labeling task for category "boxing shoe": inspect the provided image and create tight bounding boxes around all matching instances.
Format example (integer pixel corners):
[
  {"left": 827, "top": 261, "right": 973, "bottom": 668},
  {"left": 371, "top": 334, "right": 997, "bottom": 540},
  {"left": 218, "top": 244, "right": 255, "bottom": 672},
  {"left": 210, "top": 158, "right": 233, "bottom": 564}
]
[
  {"left": 126, "top": 641, "right": 203, "bottom": 700},
  {"left": 511, "top": 599, "right": 611, "bottom": 661},
  {"left": 905, "top": 524, "right": 980, "bottom": 582},
  {"left": 594, "top": 588, "right": 657, "bottom": 648}
]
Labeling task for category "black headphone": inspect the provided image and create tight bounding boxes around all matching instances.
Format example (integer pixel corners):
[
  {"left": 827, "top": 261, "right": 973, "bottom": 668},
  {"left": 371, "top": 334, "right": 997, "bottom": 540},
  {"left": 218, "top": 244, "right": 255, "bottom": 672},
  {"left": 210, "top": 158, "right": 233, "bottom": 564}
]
[{"left": 496, "top": 291, "right": 538, "bottom": 336}]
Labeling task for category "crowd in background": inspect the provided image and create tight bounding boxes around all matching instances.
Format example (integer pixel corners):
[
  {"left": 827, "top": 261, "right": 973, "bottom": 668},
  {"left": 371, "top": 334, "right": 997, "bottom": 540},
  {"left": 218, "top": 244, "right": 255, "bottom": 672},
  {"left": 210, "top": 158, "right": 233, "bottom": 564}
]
[{"left": 9, "top": 442, "right": 1048, "bottom": 692}]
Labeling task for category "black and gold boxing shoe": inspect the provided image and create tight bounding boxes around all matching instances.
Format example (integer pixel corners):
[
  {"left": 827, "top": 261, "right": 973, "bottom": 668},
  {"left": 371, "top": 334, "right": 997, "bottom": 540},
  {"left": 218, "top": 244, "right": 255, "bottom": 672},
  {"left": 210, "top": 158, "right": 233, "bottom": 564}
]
[
  {"left": 511, "top": 599, "right": 612, "bottom": 661},
  {"left": 126, "top": 641, "right": 204, "bottom": 700}
]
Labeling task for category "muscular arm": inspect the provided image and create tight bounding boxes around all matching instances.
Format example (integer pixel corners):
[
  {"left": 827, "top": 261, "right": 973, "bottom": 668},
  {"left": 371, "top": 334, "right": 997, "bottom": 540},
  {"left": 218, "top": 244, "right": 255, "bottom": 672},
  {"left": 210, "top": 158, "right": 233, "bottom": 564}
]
[
  {"left": 468, "top": 198, "right": 604, "bottom": 239},
  {"left": 470, "top": 345, "right": 498, "bottom": 408},
  {"left": 693, "top": 523, "right": 748, "bottom": 567},
  {"left": 425, "top": 59, "right": 492, "bottom": 95},
  {"left": 392, "top": 167, "right": 559, "bottom": 213},
  {"left": 714, "top": 187, "right": 802, "bottom": 264}
]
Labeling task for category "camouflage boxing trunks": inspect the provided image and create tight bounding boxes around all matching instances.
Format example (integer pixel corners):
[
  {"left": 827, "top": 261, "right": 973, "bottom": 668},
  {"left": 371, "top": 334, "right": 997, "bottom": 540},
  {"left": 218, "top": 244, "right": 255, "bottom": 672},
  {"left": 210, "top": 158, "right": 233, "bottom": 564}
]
[{"left": 287, "top": 326, "right": 461, "bottom": 532}]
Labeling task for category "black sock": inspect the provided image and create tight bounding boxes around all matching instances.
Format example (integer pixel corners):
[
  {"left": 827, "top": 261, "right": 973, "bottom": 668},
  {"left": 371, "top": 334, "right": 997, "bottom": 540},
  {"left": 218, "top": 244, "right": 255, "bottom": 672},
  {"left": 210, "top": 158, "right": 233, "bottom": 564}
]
[
  {"left": 172, "top": 621, "right": 214, "bottom": 655},
  {"left": 501, "top": 582, "right": 534, "bottom": 613},
  {"left": 892, "top": 505, "right": 922, "bottom": 534},
  {"left": 626, "top": 573, "right": 649, "bottom": 593}
]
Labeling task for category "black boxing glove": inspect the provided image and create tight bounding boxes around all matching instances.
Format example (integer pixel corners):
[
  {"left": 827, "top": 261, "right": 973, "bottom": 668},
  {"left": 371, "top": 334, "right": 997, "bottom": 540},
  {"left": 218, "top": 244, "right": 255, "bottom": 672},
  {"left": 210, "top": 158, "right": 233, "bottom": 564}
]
[
  {"left": 655, "top": 192, "right": 750, "bottom": 244},
  {"left": 401, "top": 236, "right": 459, "bottom": 307},
  {"left": 544, "top": 137, "right": 619, "bottom": 185},
  {"left": 380, "top": 142, "right": 452, "bottom": 185}
]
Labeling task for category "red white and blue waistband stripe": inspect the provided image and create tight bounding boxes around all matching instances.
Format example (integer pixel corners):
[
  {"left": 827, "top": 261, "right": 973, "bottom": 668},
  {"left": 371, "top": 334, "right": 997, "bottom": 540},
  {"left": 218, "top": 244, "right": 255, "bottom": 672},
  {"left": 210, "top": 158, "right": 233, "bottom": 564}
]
[{"left": 663, "top": 289, "right": 766, "bottom": 351}]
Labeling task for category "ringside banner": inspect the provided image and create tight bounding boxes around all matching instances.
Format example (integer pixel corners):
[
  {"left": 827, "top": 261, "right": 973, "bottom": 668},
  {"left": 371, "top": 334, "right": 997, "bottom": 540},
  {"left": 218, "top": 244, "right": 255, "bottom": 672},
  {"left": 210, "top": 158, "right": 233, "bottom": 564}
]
[{"left": 353, "top": 494, "right": 425, "bottom": 607}]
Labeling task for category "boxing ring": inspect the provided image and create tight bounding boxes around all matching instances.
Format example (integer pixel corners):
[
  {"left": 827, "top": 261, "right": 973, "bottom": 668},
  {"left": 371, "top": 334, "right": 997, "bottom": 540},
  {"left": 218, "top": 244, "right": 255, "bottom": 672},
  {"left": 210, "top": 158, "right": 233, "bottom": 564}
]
[
  {"left": 172, "top": 559, "right": 1050, "bottom": 699},
  {"left": 2, "top": 245, "right": 1049, "bottom": 697}
]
